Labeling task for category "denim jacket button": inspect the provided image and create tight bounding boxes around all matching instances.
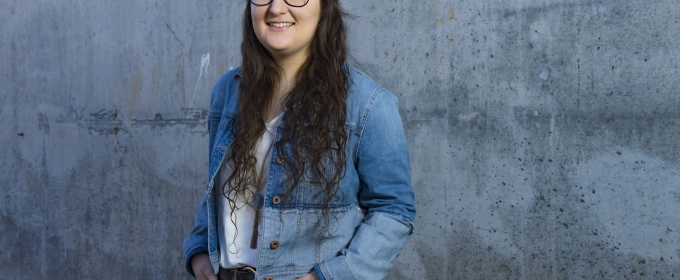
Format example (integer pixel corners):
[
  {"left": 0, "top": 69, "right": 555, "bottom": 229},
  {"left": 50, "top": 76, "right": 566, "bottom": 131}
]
[
  {"left": 276, "top": 156, "right": 284, "bottom": 164},
  {"left": 272, "top": 196, "right": 281, "bottom": 205},
  {"left": 270, "top": 240, "right": 280, "bottom": 249},
  {"left": 266, "top": 276, "right": 274, "bottom": 280}
]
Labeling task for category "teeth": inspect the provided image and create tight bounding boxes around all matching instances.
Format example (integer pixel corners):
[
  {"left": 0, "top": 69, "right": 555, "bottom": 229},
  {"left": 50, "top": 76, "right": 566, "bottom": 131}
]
[{"left": 269, "top": 22, "right": 294, "bottom": 27}]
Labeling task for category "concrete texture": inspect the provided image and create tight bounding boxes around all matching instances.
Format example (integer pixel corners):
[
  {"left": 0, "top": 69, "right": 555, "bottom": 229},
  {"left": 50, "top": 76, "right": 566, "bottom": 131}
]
[{"left": 1, "top": 0, "right": 679, "bottom": 279}]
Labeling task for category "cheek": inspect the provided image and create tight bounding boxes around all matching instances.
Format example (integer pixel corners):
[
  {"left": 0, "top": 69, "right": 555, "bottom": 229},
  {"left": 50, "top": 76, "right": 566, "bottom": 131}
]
[
  {"left": 251, "top": 12, "right": 266, "bottom": 39},
  {"left": 251, "top": 8, "right": 266, "bottom": 29},
  {"left": 299, "top": 14, "right": 321, "bottom": 41}
]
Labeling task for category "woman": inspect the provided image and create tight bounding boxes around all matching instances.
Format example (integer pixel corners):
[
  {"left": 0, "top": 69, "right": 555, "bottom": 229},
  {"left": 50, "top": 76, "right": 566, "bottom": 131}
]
[{"left": 182, "top": 0, "right": 416, "bottom": 279}]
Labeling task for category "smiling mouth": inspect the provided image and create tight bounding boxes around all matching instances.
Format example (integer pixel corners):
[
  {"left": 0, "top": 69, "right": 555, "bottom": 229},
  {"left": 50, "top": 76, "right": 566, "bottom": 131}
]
[{"left": 268, "top": 22, "right": 295, "bottom": 27}]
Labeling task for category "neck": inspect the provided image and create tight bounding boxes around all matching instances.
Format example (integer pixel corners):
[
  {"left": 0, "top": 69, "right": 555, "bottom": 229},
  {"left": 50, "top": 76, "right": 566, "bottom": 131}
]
[
  {"left": 265, "top": 51, "right": 307, "bottom": 121},
  {"left": 272, "top": 50, "right": 308, "bottom": 94}
]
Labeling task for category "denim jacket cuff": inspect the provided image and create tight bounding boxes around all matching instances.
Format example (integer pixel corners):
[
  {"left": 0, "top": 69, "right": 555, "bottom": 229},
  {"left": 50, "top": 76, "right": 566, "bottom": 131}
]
[
  {"left": 317, "top": 252, "right": 357, "bottom": 280},
  {"left": 313, "top": 264, "right": 327, "bottom": 280}
]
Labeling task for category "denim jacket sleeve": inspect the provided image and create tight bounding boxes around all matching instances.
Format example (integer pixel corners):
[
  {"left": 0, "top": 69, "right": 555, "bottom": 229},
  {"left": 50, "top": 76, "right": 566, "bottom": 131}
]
[
  {"left": 181, "top": 70, "right": 234, "bottom": 277},
  {"left": 315, "top": 88, "right": 417, "bottom": 280},
  {"left": 182, "top": 193, "right": 210, "bottom": 277}
]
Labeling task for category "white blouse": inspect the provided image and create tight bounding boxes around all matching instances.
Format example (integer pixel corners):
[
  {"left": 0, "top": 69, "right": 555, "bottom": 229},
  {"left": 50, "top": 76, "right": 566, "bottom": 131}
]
[{"left": 216, "top": 113, "right": 282, "bottom": 269}]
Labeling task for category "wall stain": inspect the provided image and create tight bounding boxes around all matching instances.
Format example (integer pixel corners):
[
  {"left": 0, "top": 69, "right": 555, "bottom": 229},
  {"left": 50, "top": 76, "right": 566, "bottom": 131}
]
[
  {"left": 38, "top": 113, "right": 50, "bottom": 134},
  {"left": 90, "top": 108, "right": 119, "bottom": 121},
  {"left": 434, "top": 7, "right": 443, "bottom": 24},
  {"left": 449, "top": 8, "right": 455, "bottom": 20},
  {"left": 73, "top": 107, "right": 207, "bottom": 136},
  {"left": 131, "top": 108, "right": 208, "bottom": 129}
]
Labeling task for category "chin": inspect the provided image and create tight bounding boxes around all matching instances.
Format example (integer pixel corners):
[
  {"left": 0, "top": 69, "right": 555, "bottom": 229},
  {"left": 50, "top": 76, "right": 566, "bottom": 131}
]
[{"left": 265, "top": 45, "right": 301, "bottom": 56}]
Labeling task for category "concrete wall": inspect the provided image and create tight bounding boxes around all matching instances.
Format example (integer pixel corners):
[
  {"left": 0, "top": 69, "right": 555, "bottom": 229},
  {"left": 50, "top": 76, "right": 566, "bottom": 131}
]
[{"left": 1, "top": 0, "right": 679, "bottom": 279}]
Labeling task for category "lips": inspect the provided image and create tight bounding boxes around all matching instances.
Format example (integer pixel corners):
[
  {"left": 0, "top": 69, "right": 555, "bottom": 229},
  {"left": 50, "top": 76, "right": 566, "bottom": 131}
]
[{"left": 268, "top": 22, "right": 295, "bottom": 27}]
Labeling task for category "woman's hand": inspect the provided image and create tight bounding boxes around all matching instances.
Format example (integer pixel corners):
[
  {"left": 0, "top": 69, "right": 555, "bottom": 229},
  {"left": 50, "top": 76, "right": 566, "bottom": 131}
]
[
  {"left": 190, "top": 252, "right": 217, "bottom": 280},
  {"left": 296, "top": 271, "right": 320, "bottom": 280}
]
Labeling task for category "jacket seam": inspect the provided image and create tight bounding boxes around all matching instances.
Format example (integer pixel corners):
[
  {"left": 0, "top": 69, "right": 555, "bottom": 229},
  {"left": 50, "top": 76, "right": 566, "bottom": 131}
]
[
  {"left": 353, "top": 86, "right": 384, "bottom": 163},
  {"left": 344, "top": 254, "right": 360, "bottom": 280}
]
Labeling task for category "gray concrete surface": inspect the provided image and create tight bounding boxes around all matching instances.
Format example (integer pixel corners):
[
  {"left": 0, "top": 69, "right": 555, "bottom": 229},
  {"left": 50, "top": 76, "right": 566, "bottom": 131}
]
[{"left": 1, "top": 0, "right": 679, "bottom": 279}]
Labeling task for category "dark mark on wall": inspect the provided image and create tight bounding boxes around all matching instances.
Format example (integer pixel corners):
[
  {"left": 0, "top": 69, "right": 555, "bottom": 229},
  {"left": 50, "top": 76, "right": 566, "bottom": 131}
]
[
  {"left": 163, "top": 17, "right": 185, "bottom": 47},
  {"left": 38, "top": 113, "right": 50, "bottom": 134},
  {"left": 82, "top": 124, "right": 128, "bottom": 137},
  {"left": 90, "top": 108, "right": 119, "bottom": 121},
  {"left": 73, "top": 107, "right": 208, "bottom": 136},
  {"left": 131, "top": 108, "right": 207, "bottom": 129},
  {"left": 77, "top": 108, "right": 125, "bottom": 136},
  {"left": 18, "top": 133, "right": 24, "bottom": 136}
]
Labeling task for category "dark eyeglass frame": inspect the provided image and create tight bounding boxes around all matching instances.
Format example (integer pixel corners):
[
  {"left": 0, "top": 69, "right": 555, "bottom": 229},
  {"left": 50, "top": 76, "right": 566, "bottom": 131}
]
[{"left": 250, "top": 0, "right": 310, "bottom": 8}]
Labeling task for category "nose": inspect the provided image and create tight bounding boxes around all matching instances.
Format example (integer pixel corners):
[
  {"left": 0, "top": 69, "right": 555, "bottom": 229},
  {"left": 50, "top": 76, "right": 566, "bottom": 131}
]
[{"left": 268, "top": 0, "right": 288, "bottom": 15}]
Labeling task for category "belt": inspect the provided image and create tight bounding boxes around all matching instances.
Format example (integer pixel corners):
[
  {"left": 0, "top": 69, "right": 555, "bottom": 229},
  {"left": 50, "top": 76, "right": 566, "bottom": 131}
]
[{"left": 218, "top": 266, "right": 256, "bottom": 280}]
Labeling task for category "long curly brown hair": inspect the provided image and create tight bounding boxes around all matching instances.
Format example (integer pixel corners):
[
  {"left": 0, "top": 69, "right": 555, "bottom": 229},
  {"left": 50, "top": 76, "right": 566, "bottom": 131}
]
[{"left": 222, "top": 0, "right": 349, "bottom": 240}]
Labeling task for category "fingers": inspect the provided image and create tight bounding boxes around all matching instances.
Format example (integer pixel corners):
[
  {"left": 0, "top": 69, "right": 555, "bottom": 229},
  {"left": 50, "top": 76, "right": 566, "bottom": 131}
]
[
  {"left": 205, "top": 270, "right": 217, "bottom": 280},
  {"left": 191, "top": 253, "right": 217, "bottom": 280},
  {"left": 205, "top": 267, "right": 218, "bottom": 280},
  {"left": 193, "top": 263, "right": 216, "bottom": 280},
  {"left": 197, "top": 273, "right": 217, "bottom": 280},
  {"left": 198, "top": 266, "right": 217, "bottom": 280}
]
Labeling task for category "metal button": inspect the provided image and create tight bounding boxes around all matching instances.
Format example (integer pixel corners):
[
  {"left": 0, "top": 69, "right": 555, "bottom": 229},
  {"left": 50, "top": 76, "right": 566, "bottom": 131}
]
[
  {"left": 270, "top": 240, "right": 280, "bottom": 249},
  {"left": 276, "top": 156, "right": 284, "bottom": 164},
  {"left": 266, "top": 276, "right": 274, "bottom": 280},
  {"left": 272, "top": 196, "right": 281, "bottom": 205}
]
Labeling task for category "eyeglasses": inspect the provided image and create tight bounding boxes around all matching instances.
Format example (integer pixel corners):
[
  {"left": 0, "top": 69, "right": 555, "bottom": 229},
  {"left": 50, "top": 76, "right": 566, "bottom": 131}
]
[{"left": 250, "top": 0, "right": 310, "bottom": 8}]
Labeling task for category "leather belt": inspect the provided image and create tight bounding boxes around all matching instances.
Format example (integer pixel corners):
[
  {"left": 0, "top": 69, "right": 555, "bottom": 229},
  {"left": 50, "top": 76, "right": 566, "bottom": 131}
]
[{"left": 218, "top": 266, "right": 256, "bottom": 280}]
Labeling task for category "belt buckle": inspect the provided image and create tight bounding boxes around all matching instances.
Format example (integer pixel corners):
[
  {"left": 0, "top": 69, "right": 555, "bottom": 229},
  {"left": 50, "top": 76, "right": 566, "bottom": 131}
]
[
  {"left": 236, "top": 266, "right": 256, "bottom": 280},
  {"left": 219, "top": 267, "right": 256, "bottom": 280},
  {"left": 240, "top": 266, "right": 256, "bottom": 273}
]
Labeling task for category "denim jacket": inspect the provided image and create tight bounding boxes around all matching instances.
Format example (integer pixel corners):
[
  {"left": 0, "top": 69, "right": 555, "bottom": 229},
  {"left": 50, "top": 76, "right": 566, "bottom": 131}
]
[{"left": 182, "top": 67, "right": 416, "bottom": 280}]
